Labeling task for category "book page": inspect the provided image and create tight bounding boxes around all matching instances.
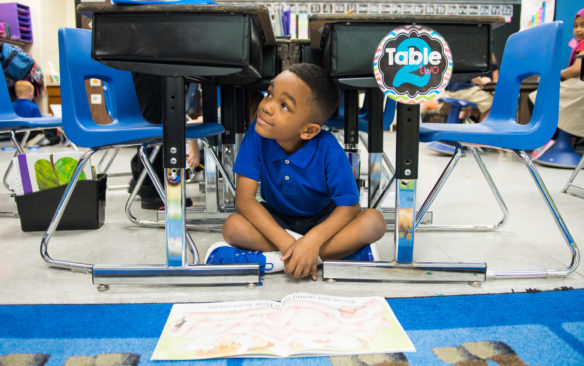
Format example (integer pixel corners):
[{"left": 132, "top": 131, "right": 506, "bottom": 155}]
[
  {"left": 14, "top": 151, "right": 93, "bottom": 194},
  {"left": 151, "top": 293, "right": 415, "bottom": 360}
]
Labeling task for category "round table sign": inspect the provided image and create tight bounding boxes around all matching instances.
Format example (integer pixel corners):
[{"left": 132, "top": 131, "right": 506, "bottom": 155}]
[{"left": 373, "top": 25, "right": 453, "bottom": 104}]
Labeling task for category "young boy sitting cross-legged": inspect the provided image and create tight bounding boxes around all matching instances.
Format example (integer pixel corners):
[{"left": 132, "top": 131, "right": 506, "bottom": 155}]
[{"left": 205, "top": 63, "right": 387, "bottom": 280}]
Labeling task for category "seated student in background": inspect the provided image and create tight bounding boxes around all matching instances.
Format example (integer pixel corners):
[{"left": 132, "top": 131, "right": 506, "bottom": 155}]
[
  {"left": 439, "top": 54, "right": 499, "bottom": 123},
  {"left": 13, "top": 80, "right": 42, "bottom": 118},
  {"left": 13, "top": 80, "right": 47, "bottom": 145},
  {"left": 554, "top": 8, "right": 584, "bottom": 139},
  {"left": 205, "top": 63, "right": 387, "bottom": 280},
  {"left": 13, "top": 80, "right": 61, "bottom": 146},
  {"left": 528, "top": 8, "right": 584, "bottom": 150}
]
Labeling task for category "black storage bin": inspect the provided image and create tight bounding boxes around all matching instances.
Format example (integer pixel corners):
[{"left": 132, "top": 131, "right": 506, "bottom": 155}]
[{"left": 14, "top": 174, "right": 107, "bottom": 232}]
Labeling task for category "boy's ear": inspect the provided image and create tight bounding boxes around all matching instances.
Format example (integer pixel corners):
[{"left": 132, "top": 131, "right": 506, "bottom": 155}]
[{"left": 300, "top": 123, "right": 321, "bottom": 140}]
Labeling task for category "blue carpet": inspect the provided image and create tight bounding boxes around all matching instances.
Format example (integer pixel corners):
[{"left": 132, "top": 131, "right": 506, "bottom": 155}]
[{"left": 2, "top": 289, "right": 584, "bottom": 365}]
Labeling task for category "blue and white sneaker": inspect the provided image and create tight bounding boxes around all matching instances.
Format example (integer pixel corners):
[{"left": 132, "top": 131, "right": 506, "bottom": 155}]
[
  {"left": 204, "top": 242, "right": 284, "bottom": 275},
  {"left": 341, "top": 243, "right": 380, "bottom": 262}
]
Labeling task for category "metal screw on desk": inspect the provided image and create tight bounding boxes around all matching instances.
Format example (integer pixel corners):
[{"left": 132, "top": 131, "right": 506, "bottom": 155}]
[
  {"left": 170, "top": 147, "right": 177, "bottom": 154},
  {"left": 404, "top": 169, "right": 411, "bottom": 176},
  {"left": 170, "top": 157, "right": 177, "bottom": 165}
]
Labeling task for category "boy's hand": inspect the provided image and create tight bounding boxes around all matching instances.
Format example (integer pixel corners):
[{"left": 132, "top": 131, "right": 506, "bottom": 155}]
[{"left": 281, "top": 237, "right": 320, "bottom": 280}]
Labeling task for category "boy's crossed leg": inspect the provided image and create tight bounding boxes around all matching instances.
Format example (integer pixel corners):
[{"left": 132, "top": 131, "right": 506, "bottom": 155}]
[{"left": 206, "top": 208, "right": 385, "bottom": 276}]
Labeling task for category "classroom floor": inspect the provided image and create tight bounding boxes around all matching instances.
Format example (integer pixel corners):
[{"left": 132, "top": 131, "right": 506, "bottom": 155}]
[{"left": 1, "top": 129, "right": 583, "bottom": 305}]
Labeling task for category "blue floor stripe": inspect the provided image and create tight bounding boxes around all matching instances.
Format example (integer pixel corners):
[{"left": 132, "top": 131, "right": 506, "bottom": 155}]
[{"left": 1, "top": 290, "right": 584, "bottom": 365}]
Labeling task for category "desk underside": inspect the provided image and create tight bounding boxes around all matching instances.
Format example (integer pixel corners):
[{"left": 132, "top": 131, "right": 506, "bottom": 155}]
[{"left": 82, "top": 4, "right": 275, "bottom": 84}]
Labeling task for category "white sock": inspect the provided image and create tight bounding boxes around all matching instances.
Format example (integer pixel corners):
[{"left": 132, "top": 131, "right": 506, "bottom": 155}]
[
  {"left": 262, "top": 251, "right": 285, "bottom": 273},
  {"left": 264, "top": 229, "right": 325, "bottom": 273}
]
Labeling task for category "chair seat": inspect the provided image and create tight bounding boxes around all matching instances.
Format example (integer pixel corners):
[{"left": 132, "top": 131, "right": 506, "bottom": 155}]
[
  {"left": 0, "top": 116, "right": 62, "bottom": 131},
  {"left": 439, "top": 97, "right": 478, "bottom": 109},
  {"left": 420, "top": 118, "right": 551, "bottom": 151},
  {"left": 66, "top": 120, "right": 225, "bottom": 148},
  {"left": 326, "top": 116, "right": 371, "bottom": 132}
]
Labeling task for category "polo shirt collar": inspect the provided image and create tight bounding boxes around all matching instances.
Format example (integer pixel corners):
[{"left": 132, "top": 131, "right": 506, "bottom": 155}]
[{"left": 268, "top": 135, "right": 318, "bottom": 168}]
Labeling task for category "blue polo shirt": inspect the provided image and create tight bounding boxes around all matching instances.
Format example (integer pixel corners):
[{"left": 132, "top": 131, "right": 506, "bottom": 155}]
[
  {"left": 12, "top": 99, "right": 42, "bottom": 118},
  {"left": 234, "top": 121, "right": 359, "bottom": 217}
]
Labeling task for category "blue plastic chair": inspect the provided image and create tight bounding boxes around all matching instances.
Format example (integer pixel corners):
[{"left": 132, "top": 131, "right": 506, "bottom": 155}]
[
  {"left": 534, "top": 129, "right": 581, "bottom": 168},
  {"left": 326, "top": 91, "right": 395, "bottom": 132},
  {"left": 427, "top": 97, "right": 477, "bottom": 155},
  {"left": 416, "top": 22, "right": 579, "bottom": 276},
  {"left": 0, "top": 72, "right": 65, "bottom": 214},
  {"left": 40, "top": 27, "right": 225, "bottom": 273},
  {"left": 0, "top": 73, "right": 62, "bottom": 135}
]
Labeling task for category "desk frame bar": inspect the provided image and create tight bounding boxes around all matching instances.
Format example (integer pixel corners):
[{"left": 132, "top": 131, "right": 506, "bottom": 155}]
[
  {"left": 343, "top": 89, "right": 360, "bottom": 190},
  {"left": 395, "top": 104, "right": 420, "bottom": 264},
  {"left": 163, "top": 76, "right": 187, "bottom": 267},
  {"left": 367, "top": 88, "right": 384, "bottom": 208}
]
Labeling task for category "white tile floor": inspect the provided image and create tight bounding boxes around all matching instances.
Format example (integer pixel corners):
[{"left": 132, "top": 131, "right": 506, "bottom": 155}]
[{"left": 1, "top": 130, "right": 583, "bottom": 305}]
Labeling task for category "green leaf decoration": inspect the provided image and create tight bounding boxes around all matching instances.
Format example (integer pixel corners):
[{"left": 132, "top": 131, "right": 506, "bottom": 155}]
[
  {"left": 34, "top": 159, "right": 59, "bottom": 190},
  {"left": 55, "top": 157, "right": 86, "bottom": 185}
]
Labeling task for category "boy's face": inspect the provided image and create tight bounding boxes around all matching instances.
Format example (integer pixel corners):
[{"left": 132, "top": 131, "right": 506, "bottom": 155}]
[
  {"left": 575, "top": 16, "right": 584, "bottom": 42},
  {"left": 255, "top": 71, "right": 317, "bottom": 144}
]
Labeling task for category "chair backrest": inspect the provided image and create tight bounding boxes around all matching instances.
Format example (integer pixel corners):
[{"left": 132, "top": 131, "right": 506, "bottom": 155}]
[
  {"left": 58, "top": 27, "right": 146, "bottom": 146},
  {"left": 0, "top": 72, "right": 21, "bottom": 121},
  {"left": 383, "top": 97, "right": 396, "bottom": 130},
  {"left": 489, "top": 21, "right": 563, "bottom": 148}
]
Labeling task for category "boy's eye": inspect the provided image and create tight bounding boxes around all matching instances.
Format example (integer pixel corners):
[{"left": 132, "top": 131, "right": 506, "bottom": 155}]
[{"left": 281, "top": 103, "right": 289, "bottom": 111}]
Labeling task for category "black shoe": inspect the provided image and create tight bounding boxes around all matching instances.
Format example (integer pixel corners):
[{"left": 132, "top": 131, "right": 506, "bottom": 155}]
[
  {"left": 141, "top": 195, "right": 164, "bottom": 210},
  {"left": 128, "top": 178, "right": 136, "bottom": 194}
]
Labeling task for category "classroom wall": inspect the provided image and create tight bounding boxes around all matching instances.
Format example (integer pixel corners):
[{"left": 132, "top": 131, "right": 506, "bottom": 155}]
[
  {"left": 553, "top": 0, "right": 583, "bottom": 68},
  {"left": 0, "top": 0, "right": 76, "bottom": 112}
]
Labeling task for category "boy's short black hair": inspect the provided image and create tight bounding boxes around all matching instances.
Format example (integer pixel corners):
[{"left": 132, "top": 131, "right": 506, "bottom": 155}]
[{"left": 287, "top": 63, "right": 339, "bottom": 124}]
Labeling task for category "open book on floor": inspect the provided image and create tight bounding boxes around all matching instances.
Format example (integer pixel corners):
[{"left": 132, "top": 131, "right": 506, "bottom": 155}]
[{"left": 151, "top": 292, "right": 415, "bottom": 360}]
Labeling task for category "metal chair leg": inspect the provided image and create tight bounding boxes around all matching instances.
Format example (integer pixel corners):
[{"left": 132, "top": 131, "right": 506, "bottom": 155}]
[
  {"left": 96, "top": 147, "right": 132, "bottom": 190},
  {"left": 97, "top": 149, "right": 112, "bottom": 173},
  {"left": 562, "top": 154, "right": 584, "bottom": 197},
  {"left": 40, "top": 148, "right": 97, "bottom": 272},
  {"left": 57, "top": 127, "right": 78, "bottom": 151},
  {"left": 487, "top": 150, "right": 580, "bottom": 279},
  {"left": 40, "top": 147, "right": 259, "bottom": 285},
  {"left": 125, "top": 144, "right": 164, "bottom": 228},
  {"left": 415, "top": 144, "right": 509, "bottom": 231},
  {"left": 2, "top": 149, "right": 19, "bottom": 193},
  {"left": 2, "top": 130, "right": 30, "bottom": 217},
  {"left": 201, "top": 138, "right": 236, "bottom": 195}
]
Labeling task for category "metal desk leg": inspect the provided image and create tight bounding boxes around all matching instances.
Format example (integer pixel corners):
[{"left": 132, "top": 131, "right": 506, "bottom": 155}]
[
  {"left": 322, "top": 103, "right": 486, "bottom": 283},
  {"left": 343, "top": 89, "right": 361, "bottom": 188},
  {"left": 92, "top": 76, "right": 260, "bottom": 286},
  {"left": 394, "top": 104, "right": 419, "bottom": 263},
  {"left": 219, "top": 85, "right": 248, "bottom": 211},
  {"left": 204, "top": 80, "right": 220, "bottom": 214},
  {"left": 367, "top": 88, "right": 384, "bottom": 208}
]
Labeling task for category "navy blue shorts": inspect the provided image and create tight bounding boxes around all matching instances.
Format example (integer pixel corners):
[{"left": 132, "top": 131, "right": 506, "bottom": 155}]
[{"left": 260, "top": 201, "right": 336, "bottom": 235}]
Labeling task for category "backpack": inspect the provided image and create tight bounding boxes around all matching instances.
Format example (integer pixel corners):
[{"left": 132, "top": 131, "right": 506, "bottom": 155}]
[{"left": 1, "top": 43, "right": 34, "bottom": 80}]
